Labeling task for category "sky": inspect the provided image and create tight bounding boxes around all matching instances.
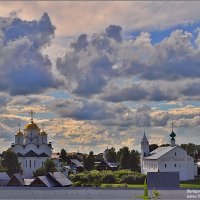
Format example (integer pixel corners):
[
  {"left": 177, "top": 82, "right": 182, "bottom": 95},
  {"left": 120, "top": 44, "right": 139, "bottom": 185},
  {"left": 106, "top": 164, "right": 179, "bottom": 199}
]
[{"left": 0, "top": 1, "right": 200, "bottom": 154}]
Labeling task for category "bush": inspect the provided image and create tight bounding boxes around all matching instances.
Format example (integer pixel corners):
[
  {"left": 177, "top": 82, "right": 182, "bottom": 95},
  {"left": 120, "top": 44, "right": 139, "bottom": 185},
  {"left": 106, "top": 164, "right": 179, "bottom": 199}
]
[
  {"left": 73, "top": 181, "right": 82, "bottom": 187},
  {"left": 87, "top": 170, "right": 101, "bottom": 186},
  {"left": 120, "top": 174, "right": 146, "bottom": 184},
  {"left": 114, "top": 169, "right": 133, "bottom": 179},
  {"left": 71, "top": 172, "right": 89, "bottom": 183},
  {"left": 101, "top": 173, "right": 116, "bottom": 184},
  {"left": 70, "top": 169, "right": 145, "bottom": 186}
]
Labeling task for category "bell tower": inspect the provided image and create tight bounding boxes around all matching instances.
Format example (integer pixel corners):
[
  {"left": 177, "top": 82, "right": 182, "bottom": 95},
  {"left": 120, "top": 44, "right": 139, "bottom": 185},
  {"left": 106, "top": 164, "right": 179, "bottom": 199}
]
[
  {"left": 140, "top": 130, "right": 150, "bottom": 174},
  {"left": 141, "top": 130, "right": 150, "bottom": 157}
]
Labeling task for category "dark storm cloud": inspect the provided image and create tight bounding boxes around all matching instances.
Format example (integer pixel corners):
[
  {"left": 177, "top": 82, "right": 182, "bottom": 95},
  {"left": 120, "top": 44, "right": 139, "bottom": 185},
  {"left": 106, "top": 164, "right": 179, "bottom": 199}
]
[{"left": 0, "top": 13, "right": 60, "bottom": 96}]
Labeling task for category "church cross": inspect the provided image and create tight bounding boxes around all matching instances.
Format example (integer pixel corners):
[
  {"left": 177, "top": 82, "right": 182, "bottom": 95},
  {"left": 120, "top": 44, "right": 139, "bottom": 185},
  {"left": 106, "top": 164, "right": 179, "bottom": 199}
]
[
  {"left": 171, "top": 121, "right": 174, "bottom": 131},
  {"left": 29, "top": 110, "right": 35, "bottom": 123}
]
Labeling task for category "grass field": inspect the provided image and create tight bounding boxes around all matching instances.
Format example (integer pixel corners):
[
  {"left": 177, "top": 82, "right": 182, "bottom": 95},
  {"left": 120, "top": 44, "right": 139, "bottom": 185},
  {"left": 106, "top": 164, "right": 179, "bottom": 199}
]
[
  {"left": 101, "top": 184, "right": 144, "bottom": 188},
  {"left": 180, "top": 179, "right": 200, "bottom": 188},
  {"left": 101, "top": 180, "right": 200, "bottom": 189}
]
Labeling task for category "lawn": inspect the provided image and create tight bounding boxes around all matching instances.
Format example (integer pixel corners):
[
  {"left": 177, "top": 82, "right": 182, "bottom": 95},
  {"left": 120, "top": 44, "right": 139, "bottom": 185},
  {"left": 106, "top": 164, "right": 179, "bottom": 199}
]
[
  {"left": 101, "top": 184, "right": 144, "bottom": 188},
  {"left": 180, "top": 184, "right": 200, "bottom": 188},
  {"left": 101, "top": 181, "right": 200, "bottom": 189},
  {"left": 180, "top": 179, "right": 200, "bottom": 188}
]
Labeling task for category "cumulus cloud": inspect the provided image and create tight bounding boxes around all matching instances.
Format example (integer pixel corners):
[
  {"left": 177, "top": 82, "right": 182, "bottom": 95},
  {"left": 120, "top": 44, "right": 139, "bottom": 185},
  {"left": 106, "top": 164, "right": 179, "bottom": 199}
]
[
  {"left": 0, "top": 13, "right": 60, "bottom": 95},
  {"left": 56, "top": 25, "right": 200, "bottom": 103},
  {"left": 106, "top": 25, "right": 122, "bottom": 42},
  {"left": 150, "top": 105, "right": 200, "bottom": 128}
]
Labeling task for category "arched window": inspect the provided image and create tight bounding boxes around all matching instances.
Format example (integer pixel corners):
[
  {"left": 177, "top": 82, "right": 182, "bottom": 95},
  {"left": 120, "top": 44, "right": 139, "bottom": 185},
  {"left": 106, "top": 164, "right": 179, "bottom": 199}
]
[
  {"left": 29, "top": 160, "right": 31, "bottom": 168},
  {"left": 174, "top": 163, "right": 176, "bottom": 167},
  {"left": 175, "top": 152, "right": 177, "bottom": 156},
  {"left": 165, "top": 164, "right": 167, "bottom": 168}
]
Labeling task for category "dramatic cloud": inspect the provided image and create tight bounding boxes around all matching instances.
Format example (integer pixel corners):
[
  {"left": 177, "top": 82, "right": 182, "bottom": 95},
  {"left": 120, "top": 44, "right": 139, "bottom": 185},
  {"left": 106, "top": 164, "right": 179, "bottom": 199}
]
[
  {"left": 0, "top": 13, "right": 60, "bottom": 95},
  {"left": 49, "top": 98, "right": 152, "bottom": 128},
  {"left": 0, "top": 3, "right": 199, "bottom": 153},
  {"left": 57, "top": 25, "right": 200, "bottom": 103},
  {"left": 150, "top": 106, "right": 200, "bottom": 128}
]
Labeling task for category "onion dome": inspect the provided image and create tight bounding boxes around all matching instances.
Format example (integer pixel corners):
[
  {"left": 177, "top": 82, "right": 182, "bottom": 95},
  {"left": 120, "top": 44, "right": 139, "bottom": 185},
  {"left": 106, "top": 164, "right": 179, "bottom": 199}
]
[
  {"left": 24, "top": 121, "right": 39, "bottom": 130},
  {"left": 24, "top": 110, "right": 39, "bottom": 130},
  {"left": 16, "top": 131, "right": 23, "bottom": 136},
  {"left": 170, "top": 130, "right": 176, "bottom": 139},
  {"left": 40, "top": 130, "right": 47, "bottom": 135}
]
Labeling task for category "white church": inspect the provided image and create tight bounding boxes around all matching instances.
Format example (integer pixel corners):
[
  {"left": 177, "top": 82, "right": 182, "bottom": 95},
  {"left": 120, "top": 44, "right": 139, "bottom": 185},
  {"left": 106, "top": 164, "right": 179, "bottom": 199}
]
[
  {"left": 140, "top": 126, "right": 197, "bottom": 181},
  {"left": 11, "top": 111, "right": 52, "bottom": 178}
]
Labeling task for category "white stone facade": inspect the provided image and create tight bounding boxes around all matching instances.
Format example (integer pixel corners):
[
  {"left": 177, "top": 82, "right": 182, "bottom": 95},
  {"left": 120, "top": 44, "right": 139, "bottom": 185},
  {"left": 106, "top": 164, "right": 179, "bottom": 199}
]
[
  {"left": 140, "top": 132, "right": 196, "bottom": 181},
  {"left": 11, "top": 119, "right": 52, "bottom": 178}
]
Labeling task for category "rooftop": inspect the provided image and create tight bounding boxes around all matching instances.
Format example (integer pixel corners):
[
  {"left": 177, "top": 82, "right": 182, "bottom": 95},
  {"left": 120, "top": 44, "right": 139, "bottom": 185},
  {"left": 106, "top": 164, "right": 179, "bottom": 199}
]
[{"left": 144, "top": 145, "right": 177, "bottom": 160}]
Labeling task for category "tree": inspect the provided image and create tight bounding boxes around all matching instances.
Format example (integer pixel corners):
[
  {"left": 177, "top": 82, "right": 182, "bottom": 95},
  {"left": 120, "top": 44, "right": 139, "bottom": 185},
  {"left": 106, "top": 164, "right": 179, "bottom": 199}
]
[
  {"left": 149, "top": 144, "right": 158, "bottom": 152},
  {"left": 44, "top": 159, "right": 56, "bottom": 173},
  {"left": 117, "top": 147, "right": 130, "bottom": 169},
  {"left": 129, "top": 150, "right": 140, "bottom": 172},
  {"left": 60, "top": 149, "right": 67, "bottom": 162},
  {"left": 84, "top": 151, "right": 95, "bottom": 171},
  {"left": 180, "top": 143, "right": 200, "bottom": 161},
  {"left": 106, "top": 147, "right": 117, "bottom": 162},
  {"left": 33, "top": 167, "right": 46, "bottom": 177},
  {"left": 160, "top": 144, "right": 170, "bottom": 147},
  {"left": 1, "top": 149, "right": 21, "bottom": 176},
  {"left": 33, "top": 159, "right": 56, "bottom": 177}
]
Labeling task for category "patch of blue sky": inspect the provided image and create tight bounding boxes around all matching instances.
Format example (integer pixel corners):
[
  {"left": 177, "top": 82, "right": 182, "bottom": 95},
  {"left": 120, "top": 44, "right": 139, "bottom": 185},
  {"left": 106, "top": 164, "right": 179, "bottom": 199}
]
[
  {"left": 182, "top": 101, "right": 200, "bottom": 107},
  {"left": 35, "top": 112, "right": 58, "bottom": 119},
  {"left": 150, "top": 21, "right": 200, "bottom": 45},
  {"left": 123, "top": 100, "right": 183, "bottom": 111},
  {"left": 158, "top": 100, "right": 200, "bottom": 110},
  {"left": 46, "top": 90, "right": 71, "bottom": 99},
  {"left": 124, "top": 20, "right": 200, "bottom": 46},
  {"left": 158, "top": 101, "right": 183, "bottom": 111}
]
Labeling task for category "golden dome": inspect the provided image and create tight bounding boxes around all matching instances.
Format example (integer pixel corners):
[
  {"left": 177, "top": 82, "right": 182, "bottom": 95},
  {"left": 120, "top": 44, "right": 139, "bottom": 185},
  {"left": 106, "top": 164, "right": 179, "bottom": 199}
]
[
  {"left": 40, "top": 130, "right": 47, "bottom": 135},
  {"left": 24, "top": 122, "right": 39, "bottom": 130},
  {"left": 16, "top": 131, "right": 23, "bottom": 136}
]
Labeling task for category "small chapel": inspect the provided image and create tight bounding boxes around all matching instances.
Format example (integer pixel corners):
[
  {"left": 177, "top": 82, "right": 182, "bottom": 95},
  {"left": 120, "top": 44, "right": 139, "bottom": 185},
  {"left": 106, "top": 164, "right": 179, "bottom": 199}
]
[
  {"left": 11, "top": 111, "right": 52, "bottom": 178},
  {"left": 140, "top": 125, "right": 197, "bottom": 181}
]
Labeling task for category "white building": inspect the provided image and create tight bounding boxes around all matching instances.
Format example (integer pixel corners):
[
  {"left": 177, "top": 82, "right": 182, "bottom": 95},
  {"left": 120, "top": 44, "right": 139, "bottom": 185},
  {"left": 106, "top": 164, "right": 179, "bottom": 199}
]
[
  {"left": 140, "top": 128, "right": 196, "bottom": 181},
  {"left": 11, "top": 113, "right": 52, "bottom": 178}
]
